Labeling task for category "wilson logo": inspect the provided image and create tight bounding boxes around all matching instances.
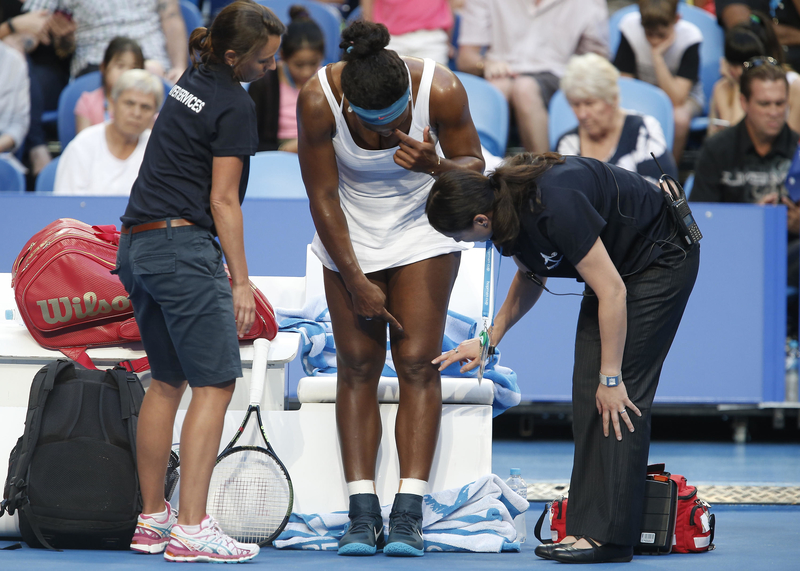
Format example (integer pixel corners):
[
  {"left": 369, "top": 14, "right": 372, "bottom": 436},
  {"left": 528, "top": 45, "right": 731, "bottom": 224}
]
[{"left": 36, "top": 292, "right": 131, "bottom": 325}]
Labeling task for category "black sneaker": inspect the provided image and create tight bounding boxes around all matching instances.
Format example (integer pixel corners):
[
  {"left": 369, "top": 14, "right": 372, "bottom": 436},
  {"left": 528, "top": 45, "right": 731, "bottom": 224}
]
[
  {"left": 384, "top": 493, "right": 424, "bottom": 557},
  {"left": 338, "top": 493, "right": 385, "bottom": 556}
]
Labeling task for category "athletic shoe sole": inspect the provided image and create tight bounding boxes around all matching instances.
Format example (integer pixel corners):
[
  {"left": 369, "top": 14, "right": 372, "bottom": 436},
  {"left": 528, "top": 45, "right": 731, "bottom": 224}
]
[
  {"left": 384, "top": 542, "right": 424, "bottom": 557},
  {"left": 338, "top": 542, "right": 381, "bottom": 556},
  {"left": 163, "top": 550, "right": 259, "bottom": 563},
  {"left": 131, "top": 540, "right": 170, "bottom": 554}
]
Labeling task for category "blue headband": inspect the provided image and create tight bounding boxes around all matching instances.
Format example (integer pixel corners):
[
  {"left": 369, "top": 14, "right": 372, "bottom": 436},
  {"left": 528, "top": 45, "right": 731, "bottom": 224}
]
[{"left": 348, "top": 86, "right": 411, "bottom": 125}]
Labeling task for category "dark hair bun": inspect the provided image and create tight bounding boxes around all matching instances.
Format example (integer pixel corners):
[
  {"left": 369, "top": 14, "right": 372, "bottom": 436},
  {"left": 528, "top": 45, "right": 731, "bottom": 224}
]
[
  {"left": 289, "top": 5, "right": 310, "bottom": 21},
  {"left": 340, "top": 20, "right": 389, "bottom": 61}
]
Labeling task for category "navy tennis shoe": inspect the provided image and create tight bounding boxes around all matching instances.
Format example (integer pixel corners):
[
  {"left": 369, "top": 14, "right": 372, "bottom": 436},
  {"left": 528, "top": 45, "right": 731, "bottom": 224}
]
[
  {"left": 384, "top": 493, "right": 424, "bottom": 557},
  {"left": 338, "top": 493, "right": 385, "bottom": 556}
]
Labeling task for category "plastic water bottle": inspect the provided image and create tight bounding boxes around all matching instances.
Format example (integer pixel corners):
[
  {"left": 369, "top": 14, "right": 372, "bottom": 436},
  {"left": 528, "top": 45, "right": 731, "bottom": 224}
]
[
  {"left": 786, "top": 339, "right": 799, "bottom": 402},
  {"left": 5, "top": 308, "right": 24, "bottom": 325},
  {"left": 506, "top": 468, "right": 528, "bottom": 543}
]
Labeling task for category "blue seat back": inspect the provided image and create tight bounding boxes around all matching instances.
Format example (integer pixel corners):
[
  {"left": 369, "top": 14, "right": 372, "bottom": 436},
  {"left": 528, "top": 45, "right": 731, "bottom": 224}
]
[
  {"left": 548, "top": 77, "right": 675, "bottom": 152},
  {"left": 453, "top": 72, "right": 509, "bottom": 158},
  {"left": 180, "top": 0, "right": 204, "bottom": 36},
  {"left": 609, "top": 4, "right": 723, "bottom": 115},
  {"left": 0, "top": 157, "right": 25, "bottom": 192},
  {"left": 57, "top": 72, "right": 102, "bottom": 148},
  {"left": 257, "top": 1, "right": 344, "bottom": 65},
  {"left": 34, "top": 156, "right": 60, "bottom": 193},
  {"left": 246, "top": 151, "right": 307, "bottom": 199}
]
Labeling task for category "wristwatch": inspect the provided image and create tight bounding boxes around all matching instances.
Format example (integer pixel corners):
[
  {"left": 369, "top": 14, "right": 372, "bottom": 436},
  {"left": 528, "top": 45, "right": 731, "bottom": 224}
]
[{"left": 599, "top": 373, "right": 621, "bottom": 387}]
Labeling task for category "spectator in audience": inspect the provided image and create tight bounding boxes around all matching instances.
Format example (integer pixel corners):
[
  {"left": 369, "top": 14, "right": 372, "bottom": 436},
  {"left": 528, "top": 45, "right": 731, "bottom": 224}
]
[
  {"left": 715, "top": 1, "right": 800, "bottom": 73},
  {"left": 54, "top": 69, "right": 162, "bottom": 195},
  {"left": 691, "top": 57, "right": 799, "bottom": 335},
  {"left": 1, "top": 3, "right": 74, "bottom": 177},
  {"left": 707, "top": 12, "right": 800, "bottom": 136},
  {"left": 0, "top": 32, "right": 30, "bottom": 174},
  {"left": 556, "top": 53, "right": 678, "bottom": 184},
  {"left": 22, "top": 0, "right": 187, "bottom": 82},
  {"left": 456, "top": 0, "right": 609, "bottom": 154},
  {"left": 360, "top": 0, "right": 455, "bottom": 65},
  {"left": 75, "top": 37, "right": 145, "bottom": 134},
  {"left": 614, "top": 0, "right": 703, "bottom": 165},
  {"left": 249, "top": 5, "right": 324, "bottom": 152}
]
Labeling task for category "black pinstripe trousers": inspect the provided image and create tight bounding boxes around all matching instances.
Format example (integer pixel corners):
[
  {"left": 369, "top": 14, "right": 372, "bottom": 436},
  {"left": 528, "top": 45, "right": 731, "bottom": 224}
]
[{"left": 565, "top": 243, "right": 700, "bottom": 546}]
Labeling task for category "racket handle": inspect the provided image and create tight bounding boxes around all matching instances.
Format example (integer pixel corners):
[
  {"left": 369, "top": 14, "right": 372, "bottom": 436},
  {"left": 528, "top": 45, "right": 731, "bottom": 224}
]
[{"left": 249, "top": 338, "right": 270, "bottom": 406}]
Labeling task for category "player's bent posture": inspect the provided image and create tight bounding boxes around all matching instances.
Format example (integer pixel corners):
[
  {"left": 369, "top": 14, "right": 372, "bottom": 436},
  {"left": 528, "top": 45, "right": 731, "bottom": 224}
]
[
  {"left": 297, "top": 20, "right": 484, "bottom": 557},
  {"left": 115, "top": 1, "right": 284, "bottom": 563}
]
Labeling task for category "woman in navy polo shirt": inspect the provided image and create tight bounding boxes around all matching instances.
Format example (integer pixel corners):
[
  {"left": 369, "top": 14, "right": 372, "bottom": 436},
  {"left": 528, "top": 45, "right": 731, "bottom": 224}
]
[
  {"left": 427, "top": 153, "right": 700, "bottom": 564},
  {"left": 115, "top": 1, "right": 284, "bottom": 563}
]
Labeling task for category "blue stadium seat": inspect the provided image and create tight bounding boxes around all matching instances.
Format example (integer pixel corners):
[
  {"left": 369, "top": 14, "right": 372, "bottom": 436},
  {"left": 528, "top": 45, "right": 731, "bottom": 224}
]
[
  {"left": 683, "top": 172, "right": 694, "bottom": 199},
  {"left": 608, "top": 4, "right": 724, "bottom": 130},
  {"left": 180, "top": 0, "right": 204, "bottom": 36},
  {"left": 246, "top": 151, "right": 307, "bottom": 199},
  {"left": 57, "top": 71, "right": 102, "bottom": 149},
  {"left": 548, "top": 76, "right": 675, "bottom": 152},
  {"left": 0, "top": 157, "right": 25, "bottom": 192},
  {"left": 34, "top": 156, "right": 60, "bottom": 193},
  {"left": 453, "top": 72, "right": 509, "bottom": 158},
  {"left": 257, "top": 1, "right": 344, "bottom": 65}
]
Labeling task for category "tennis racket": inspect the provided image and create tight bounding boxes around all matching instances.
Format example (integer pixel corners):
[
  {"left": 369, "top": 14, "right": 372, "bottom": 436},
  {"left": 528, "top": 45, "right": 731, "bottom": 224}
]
[
  {"left": 478, "top": 243, "right": 496, "bottom": 380},
  {"left": 206, "top": 338, "right": 294, "bottom": 545}
]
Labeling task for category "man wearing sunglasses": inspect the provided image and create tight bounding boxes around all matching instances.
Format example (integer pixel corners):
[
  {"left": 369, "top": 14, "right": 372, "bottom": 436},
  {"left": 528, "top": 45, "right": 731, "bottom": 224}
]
[{"left": 692, "top": 55, "right": 799, "bottom": 336}]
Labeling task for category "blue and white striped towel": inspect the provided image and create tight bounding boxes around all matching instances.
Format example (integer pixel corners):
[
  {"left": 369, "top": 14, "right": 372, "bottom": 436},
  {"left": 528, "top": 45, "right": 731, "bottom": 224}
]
[
  {"left": 273, "top": 474, "right": 528, "bottom": 552},
  {"left": 276, "top": 297, "right": 521, "bottom": 415}
]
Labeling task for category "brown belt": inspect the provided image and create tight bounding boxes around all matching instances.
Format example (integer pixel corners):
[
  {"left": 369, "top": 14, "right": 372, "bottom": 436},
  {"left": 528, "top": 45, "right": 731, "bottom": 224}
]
[{"left": 121, "top": 218, "right": 195, "bottom": 234}]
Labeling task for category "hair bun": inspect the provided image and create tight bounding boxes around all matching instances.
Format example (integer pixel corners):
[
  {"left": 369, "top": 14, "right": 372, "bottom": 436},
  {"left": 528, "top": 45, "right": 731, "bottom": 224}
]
[
  {"left": 289, "top": 5, "right": 310, "bottom": 21},
  {"left": 340, "top": 21, "right": 390, "bottom": 61}
]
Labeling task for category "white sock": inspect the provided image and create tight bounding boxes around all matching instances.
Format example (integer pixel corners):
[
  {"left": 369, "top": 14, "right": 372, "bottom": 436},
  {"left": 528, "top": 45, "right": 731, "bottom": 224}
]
[
  {"left": 347, "top": 480, "right": 376, "bottom": 496},
  {"left": 398, "top": 478, "right": 427, "bottom": 496},
  {"left": 142, "top": 505, "right": 168, "bottom": 522},
  {"left": 179, "top": 523, "right": 201, "bottom": 534}
]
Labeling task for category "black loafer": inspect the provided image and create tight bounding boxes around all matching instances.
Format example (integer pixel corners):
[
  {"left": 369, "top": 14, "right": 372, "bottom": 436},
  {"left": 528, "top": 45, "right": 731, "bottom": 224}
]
[
  {"left": 551, "top": 537, "right": 633, "bottom": 564},
  {"left": 534, "top": 540, "right": 576, "bottom": 560}
]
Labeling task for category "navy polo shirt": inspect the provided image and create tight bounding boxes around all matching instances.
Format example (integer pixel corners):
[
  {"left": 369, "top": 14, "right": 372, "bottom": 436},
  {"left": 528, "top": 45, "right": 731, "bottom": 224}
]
[
  {"left": 122, "top": 63, "right": 259, "bottom": 235},
  {"left": 510, "top": 156, "right": 673, "bottom": 280}
]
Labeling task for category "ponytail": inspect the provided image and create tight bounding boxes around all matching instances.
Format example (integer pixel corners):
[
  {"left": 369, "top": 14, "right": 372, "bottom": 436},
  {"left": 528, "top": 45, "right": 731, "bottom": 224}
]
[{"left": 426, "top": 153, "right": 564, "bottom": 254}]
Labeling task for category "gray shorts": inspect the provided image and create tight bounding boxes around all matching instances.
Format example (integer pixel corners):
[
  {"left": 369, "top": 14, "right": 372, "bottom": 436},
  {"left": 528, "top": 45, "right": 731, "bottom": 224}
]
[
  {"left": 521, "top": 71, "right": 560, "bottom": 108},
  {"left": 114, "top": 222, "right": 242, "bottom": 387}
]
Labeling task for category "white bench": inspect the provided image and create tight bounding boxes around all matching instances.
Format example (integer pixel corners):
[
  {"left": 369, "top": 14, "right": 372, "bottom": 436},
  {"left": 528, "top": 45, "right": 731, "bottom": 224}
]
[{"left": 0, "top": 245, "right": 497, "bottom": 534}]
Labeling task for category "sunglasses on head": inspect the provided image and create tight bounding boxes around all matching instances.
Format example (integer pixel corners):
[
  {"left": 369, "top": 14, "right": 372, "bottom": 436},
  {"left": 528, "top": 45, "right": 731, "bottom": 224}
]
[{"left": 743, "top": 56, "right": 780, "bottom": 70}]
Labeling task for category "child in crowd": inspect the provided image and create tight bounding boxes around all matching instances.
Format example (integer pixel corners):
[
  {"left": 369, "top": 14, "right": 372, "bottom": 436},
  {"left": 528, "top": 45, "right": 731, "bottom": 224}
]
[
  {"left": 707, "top": 11, "right": 798, "bottom": 135},
  {"left": 249, "top": 5, "right": 325, "bottom": 152},
  {"left": 614, "top": 0, "right": 703, "bottom": 164},
  {"left": 74, "top": 37, "right": 145, "bottom": 135}
]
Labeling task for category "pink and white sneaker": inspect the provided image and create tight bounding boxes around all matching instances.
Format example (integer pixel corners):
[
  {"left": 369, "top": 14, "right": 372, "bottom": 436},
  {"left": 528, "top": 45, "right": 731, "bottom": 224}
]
[
  {"left": 131, "top": 501, "right": 177, "bottom": 554},
  {"left": 163, "top": 515, "right": 260, "bottom": 563}
]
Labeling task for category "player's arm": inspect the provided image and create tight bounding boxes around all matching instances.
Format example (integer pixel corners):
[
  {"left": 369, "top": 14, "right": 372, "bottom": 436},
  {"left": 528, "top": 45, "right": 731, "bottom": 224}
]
[{"left": 393, "top": 63, "right": 484, "bottom": 176}]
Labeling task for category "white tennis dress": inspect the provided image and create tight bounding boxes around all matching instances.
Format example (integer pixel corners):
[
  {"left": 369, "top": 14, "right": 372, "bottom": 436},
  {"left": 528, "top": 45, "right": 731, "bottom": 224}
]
[{"left": 310, "top": 58, "right": 469, "bottom": 274}]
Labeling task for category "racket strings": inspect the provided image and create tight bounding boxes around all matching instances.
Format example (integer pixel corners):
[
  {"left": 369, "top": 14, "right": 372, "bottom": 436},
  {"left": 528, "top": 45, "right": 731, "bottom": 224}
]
[{"left": 207, "top": 449, "right": 291, "bottom": 544}]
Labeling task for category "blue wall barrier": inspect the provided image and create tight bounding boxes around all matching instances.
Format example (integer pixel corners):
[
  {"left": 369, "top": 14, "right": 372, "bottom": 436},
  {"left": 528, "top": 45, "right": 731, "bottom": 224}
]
[{"left": 0, "top": 195, "right": 786, "bottom": 405}]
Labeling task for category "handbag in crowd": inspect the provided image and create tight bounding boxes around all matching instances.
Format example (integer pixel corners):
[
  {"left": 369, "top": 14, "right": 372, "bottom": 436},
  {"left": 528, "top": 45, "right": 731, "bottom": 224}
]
[{"left": 533, "top": 464, "right": 715, "bottom": 555}]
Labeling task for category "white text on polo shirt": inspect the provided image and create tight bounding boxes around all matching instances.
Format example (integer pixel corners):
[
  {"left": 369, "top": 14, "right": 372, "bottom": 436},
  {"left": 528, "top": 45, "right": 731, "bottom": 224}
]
[{"left": 169, "top": 85, "right": 206, "bottom": 113}]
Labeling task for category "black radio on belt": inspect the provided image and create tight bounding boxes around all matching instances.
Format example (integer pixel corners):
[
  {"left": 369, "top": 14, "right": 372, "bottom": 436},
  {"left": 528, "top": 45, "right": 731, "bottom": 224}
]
[{"left": 652, "top": 154, "right": 703, "bottom": 246}]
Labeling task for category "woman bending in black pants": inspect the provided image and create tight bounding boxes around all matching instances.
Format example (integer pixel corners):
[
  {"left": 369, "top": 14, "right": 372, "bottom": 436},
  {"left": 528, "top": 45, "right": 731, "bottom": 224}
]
[{"left": 428, "top": 153, "right": 699, "bottom": 564}]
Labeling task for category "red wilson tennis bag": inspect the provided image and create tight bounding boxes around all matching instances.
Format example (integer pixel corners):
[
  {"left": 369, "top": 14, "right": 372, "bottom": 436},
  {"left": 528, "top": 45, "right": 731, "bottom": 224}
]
[
  {"left": 11, "top": 219, "right": 143, "bottom": 369},
  {"left": 11, "top": 219, "right": 278, "bottom": 371}
]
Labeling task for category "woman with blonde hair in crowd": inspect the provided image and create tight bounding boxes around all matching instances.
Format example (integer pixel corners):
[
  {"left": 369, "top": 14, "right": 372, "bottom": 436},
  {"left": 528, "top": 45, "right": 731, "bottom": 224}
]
[{"left": 556, "top": 53, "right": 677, "bottom": 184}]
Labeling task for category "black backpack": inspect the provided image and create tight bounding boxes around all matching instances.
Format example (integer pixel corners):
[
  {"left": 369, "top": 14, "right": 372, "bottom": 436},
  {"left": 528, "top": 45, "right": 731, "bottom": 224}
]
[{"left": 1, "top": 359, "right": 144, "bottom": 550}]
